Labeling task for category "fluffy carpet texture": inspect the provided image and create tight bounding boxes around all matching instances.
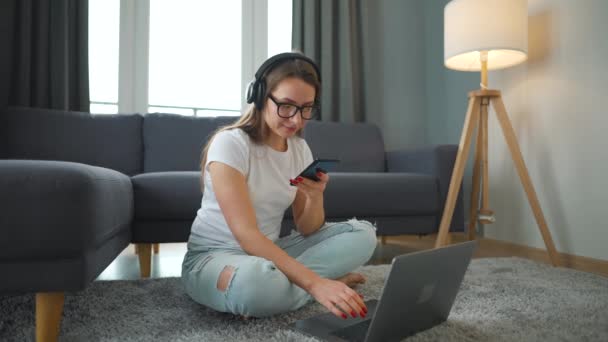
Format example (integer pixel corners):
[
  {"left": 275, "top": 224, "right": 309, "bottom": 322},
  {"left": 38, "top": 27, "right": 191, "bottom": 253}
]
[{"left": 1, "top": 257, "right": 607, "bottom": 341}]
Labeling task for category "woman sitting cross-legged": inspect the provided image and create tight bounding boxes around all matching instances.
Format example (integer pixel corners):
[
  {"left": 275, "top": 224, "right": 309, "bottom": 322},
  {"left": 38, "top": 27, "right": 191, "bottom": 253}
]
[{"left": 181, "top": 52, "right": 378, "bottom": 319}]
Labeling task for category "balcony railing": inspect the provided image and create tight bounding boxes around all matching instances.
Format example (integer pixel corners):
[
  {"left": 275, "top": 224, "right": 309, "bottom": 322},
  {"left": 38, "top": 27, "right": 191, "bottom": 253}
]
[{"left": 90, "top": 101, "right": 241, "bottom": 117}]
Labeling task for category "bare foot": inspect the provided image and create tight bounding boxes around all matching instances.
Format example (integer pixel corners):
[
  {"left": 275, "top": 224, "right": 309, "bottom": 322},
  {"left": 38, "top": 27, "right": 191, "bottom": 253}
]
[{"left": 336, "top": 272, "right": 366, "bottom": 288}]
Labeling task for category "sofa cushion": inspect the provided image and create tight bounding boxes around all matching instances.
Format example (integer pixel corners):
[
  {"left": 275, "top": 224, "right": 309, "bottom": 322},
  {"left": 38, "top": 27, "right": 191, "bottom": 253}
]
[
  {"left": 133, "top": 171, "right": 438, "bottom": 223},
  {"left": 326, "top": 172, "right": 439, "bottom": 216},
  {"left": 0, "top": 160, "right": 133, "bottom": 260},
  {"left": 132, "top": 171, "right": 202, "bottom": 220},
  {"left": 285, "top": 172, "right": 439, "bottom": 218},
  {"left": 0, "top": 106, "right": 144, "bottom": 176},
  {"left": 143, "top": 113, "right": 238, "bottom": 172},
  {"left": 303, "top": 120, "right": 386, "bottom": 172}
]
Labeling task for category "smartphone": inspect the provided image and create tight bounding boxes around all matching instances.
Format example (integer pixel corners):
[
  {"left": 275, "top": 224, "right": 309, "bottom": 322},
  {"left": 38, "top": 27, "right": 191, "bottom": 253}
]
[{"left": 291, "top": 159, "right": 340, "bottom": 185}]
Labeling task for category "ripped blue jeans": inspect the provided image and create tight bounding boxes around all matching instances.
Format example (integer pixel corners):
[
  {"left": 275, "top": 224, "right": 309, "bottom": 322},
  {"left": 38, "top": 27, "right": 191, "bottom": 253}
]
[{"left": 181, "top": 219, "right": 377, "bottom": 317}]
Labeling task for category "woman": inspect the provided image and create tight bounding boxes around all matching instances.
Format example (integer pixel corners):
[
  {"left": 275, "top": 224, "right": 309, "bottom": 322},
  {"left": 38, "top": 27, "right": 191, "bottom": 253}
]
[{"left": 181, "top": 52, "right": 377, "bottom": 319}]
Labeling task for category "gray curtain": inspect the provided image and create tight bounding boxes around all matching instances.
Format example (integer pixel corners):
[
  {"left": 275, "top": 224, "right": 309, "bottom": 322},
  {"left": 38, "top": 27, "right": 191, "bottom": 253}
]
[
  {"left": 292, "top": 0, "right": 367, "bottom": 123},
  {"left": 0, "top": 0, "right": 90, "bottom": 112}
]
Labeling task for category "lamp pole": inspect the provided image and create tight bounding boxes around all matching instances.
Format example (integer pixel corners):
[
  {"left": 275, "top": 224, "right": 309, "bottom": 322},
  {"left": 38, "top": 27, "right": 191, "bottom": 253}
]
[
  {"left": 474, "top": 50, "right": 496, "bottom": 235},
  {"left": 480, "top": 50, "right": 488, "bottom": 89}
]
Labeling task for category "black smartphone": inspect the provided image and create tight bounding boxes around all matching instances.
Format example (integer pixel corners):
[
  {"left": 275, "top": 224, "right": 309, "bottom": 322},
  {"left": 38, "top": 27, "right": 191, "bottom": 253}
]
[{"left": 291, "top": 159, "right": 340, "bottom": 185}]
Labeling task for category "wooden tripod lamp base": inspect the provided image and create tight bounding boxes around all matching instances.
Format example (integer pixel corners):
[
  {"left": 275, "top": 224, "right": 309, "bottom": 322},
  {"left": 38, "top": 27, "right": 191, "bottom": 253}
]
[{"left": 434, "top": 89, "right": 562, "bottom": 267}]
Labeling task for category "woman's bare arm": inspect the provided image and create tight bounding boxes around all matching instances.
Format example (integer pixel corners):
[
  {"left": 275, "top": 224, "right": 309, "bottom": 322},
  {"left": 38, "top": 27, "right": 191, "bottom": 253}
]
[{"left": 291, "top": 173, "right": 328, "bottom": 236}]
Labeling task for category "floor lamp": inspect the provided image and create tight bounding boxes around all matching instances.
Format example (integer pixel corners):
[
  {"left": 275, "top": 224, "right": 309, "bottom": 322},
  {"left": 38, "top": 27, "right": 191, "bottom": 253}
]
[{"left": 435, "top": 0, "right": 562, "bottom": 267}]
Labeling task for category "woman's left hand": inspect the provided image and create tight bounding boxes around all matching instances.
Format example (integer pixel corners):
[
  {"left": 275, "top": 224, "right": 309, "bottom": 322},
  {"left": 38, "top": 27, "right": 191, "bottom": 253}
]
[{"left": 290, "top": 171, "right": 329, "bottom": 200}]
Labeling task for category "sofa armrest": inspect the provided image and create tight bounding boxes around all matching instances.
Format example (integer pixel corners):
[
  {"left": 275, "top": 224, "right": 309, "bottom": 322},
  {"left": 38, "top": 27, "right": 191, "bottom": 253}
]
[
  {"left": 0, "top": 160, "right": 133, "bottom": 260},
  {"left": 386, "top": 145, "right": 464, "bottom": 231}
]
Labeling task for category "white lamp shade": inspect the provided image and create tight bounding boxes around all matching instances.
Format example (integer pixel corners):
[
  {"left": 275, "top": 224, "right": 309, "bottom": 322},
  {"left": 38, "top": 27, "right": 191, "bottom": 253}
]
[{"left": 444, "top": 0, "right": 528, "bottom": 71}]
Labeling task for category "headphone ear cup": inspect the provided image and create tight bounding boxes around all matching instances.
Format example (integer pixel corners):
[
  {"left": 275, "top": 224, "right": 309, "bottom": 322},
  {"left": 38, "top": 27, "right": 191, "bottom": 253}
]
[
  {"left": 246, "top": 80, "right": 256, "bottom": 104},
  {"left": 254, "top": 79, "right": 266, "bottom": 110}
]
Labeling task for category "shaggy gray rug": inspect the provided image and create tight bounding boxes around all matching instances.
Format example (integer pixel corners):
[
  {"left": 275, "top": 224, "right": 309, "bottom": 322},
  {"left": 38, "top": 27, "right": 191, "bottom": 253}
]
[{"left": 1, "top": 257, "right": 607, "bottom": 341}]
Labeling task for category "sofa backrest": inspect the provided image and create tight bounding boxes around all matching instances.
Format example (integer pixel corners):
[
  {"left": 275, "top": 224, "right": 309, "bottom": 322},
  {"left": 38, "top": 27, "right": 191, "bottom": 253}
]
[
  {"left": 303, "top": 120, "right": 386, "bottom": 172},
  {"left": 0, "top": 107, "right": 387, "bottom": 175},
  {"left": 0, "top": 106, "right": 144, "bottom": 176},
  {"left": 143, "top": 113, "right": 238, "bottom": 172}
]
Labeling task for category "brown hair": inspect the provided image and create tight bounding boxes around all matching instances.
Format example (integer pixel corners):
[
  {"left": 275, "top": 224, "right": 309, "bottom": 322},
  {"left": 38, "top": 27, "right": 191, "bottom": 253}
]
[{"left": 199, "top": 55, "right": 321, "bottom": 181}]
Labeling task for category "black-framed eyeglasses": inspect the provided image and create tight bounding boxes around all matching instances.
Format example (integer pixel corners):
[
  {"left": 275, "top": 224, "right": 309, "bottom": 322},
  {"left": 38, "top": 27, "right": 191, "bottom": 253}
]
[{"left": 268, "top": 94, "right": 318, "bottom": 120}]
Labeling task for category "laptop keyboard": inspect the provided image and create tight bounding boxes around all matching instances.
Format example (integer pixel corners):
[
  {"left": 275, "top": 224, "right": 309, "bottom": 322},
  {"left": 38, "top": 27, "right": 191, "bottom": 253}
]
[{"left": 331, "top": 319, "right": 372, "bottom": 341}]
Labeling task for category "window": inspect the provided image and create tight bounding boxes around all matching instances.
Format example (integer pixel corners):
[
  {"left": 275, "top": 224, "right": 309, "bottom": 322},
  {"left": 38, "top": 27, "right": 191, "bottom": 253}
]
[
  {"left": 88, "top": 0, "right": 293, "bottom": 116},
  {"left": 88, "top": 0, "right": 120, "bottom": 114},
  {"left": 267, "top": 0, "right": 292, "bottom": 57},
  {"left": 148, "top": 0, "right": 241, "bottom": 116}
]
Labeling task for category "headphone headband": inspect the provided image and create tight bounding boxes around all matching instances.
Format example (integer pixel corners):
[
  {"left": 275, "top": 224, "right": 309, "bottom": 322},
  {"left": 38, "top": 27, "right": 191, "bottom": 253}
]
[
  {"left": 246, "top": 52, "right": 321, "bottom": 110},
  {"left": 254, "top": 52, "right": 321, "bottom": 82}
]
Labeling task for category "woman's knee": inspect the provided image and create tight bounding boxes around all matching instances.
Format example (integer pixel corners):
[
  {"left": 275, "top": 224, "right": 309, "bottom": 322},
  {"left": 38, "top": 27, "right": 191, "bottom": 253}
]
[
  {"left": 216, "top": 265, "right": 236, "bottom": 292},
  {"left": 223, "top": 257, "right": 301, "bottom": 317},
  {"left": 348, "top": 219, "right": 378, "bottom": 252}
]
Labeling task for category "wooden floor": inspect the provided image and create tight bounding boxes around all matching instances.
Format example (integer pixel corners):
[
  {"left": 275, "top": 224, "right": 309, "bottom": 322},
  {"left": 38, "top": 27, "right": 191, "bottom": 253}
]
[{"left": 96, "top": 233, "right": 608, "bottom": 281}]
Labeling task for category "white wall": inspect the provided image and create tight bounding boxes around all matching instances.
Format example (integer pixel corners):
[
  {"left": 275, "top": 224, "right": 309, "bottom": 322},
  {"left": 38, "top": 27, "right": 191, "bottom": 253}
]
[{"left": 483, "top": 0, "right": 608, "bottom": 261}]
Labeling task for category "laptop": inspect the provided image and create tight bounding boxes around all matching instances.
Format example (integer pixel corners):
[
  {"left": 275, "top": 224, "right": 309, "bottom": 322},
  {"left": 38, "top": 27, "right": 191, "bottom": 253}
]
[{"left": 291, "top": 241, "right": 477, "bottom": 342}]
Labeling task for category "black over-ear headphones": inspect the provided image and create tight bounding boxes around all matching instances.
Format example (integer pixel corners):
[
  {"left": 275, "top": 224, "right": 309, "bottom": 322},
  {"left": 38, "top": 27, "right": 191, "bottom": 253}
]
[{"left": 246, "top": 52, "right": 321, "bottom": 110}]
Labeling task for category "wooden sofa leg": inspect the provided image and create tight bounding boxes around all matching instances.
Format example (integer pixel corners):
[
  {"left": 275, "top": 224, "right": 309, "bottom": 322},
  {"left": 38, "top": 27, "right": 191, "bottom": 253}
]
[
  {"left": 153, "top": 243, "right": 159, "bottom": 254},
  {"left": 137, "top": 243, "right": 152, "bottom": 278},
  {"left": 380, "top": 236, "right": 387, "bottom": 245},
  {"left": 36, "top": 292, "right": 64, "bottom": 342}
]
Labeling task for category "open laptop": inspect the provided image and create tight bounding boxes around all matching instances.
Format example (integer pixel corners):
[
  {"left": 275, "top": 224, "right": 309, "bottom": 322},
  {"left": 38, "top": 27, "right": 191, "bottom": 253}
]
[{"left": 292, "top": 241, "right": 477, "bottom": 342}]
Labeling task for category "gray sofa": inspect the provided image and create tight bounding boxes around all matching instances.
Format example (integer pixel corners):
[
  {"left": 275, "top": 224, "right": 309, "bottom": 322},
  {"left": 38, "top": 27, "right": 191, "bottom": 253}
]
[{"left": 0, "top": 106, "right": 463, "bottom": 338}]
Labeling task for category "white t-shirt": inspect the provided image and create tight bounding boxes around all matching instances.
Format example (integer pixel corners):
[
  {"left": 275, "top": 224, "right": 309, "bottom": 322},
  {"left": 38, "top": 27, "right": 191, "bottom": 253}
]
[{"left": 188, "top": 128, "right": 314, "bottom": 249}]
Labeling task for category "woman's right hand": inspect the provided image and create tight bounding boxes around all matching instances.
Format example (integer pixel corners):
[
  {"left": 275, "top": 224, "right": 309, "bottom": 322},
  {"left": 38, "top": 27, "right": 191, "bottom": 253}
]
[{"left": 308, "top": 277, "right": 368, "bottom": 319}]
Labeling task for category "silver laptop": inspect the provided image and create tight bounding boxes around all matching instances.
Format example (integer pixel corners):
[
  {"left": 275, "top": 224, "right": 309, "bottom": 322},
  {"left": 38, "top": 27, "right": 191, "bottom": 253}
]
[{"left": 292, "top": 241, "right": 477, "bottom": 342}]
